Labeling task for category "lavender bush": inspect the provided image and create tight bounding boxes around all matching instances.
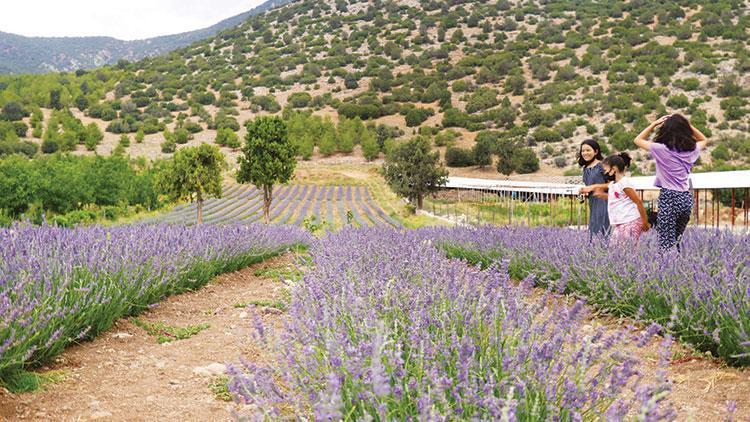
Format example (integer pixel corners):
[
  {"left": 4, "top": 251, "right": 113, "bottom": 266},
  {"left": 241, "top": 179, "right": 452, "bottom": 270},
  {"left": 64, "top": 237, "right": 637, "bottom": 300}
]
[
  {"left": 0, "top": 223, "right": 311, "bottom": 385},
  {"left": 228, "top": 228, "right": 672, "bottom": 419},
  {"left": 417, "top": 226, "right": 750, "bottom": 366}
]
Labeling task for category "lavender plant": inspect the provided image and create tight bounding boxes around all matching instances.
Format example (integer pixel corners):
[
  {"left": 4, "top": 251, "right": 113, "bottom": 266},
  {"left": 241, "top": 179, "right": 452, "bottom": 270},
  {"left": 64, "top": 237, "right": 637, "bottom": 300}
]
[
  {"left": 417, "top": 226, "right": 750, "bottom": 366},
  {"left": 0, "top": 222, "right": 311, "bottom": 386},
  {"left": 228, "top": 228, "right": 671, "bottom": 419}
]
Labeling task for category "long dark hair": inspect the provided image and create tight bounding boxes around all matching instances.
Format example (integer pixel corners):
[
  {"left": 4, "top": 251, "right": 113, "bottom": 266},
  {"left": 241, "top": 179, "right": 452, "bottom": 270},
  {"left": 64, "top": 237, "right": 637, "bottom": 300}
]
[
  {"left": 577, "top": 139, "right": 603, "bottom": 167},
  {"left": 653, "top": 114, "right": 696, "bottom": 152},
  {"left": 602, "top": 152, "right": 632, "bottom": 172}
]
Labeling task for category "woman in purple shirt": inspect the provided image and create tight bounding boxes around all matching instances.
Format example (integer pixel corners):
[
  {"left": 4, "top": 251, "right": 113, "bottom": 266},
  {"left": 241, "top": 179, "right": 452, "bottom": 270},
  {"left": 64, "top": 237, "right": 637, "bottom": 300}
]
[{"left": 634, "top": 114, "right": 709, "bottom": 251}]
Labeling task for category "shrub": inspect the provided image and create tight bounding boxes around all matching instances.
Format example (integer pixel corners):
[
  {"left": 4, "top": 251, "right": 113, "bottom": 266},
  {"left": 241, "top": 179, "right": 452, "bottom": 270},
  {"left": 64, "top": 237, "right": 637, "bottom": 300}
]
[
  {"left": 288, "top": 92, "right": 313, "bottom": 108},
  {"left": 445, "top": 147, "right": 475, "bottom": 167},
  {"left": 216, "top": 128, "right": 240, "bottom": 148},
  {"left": 666, "top": 94, "right": 690, "bottom": 109},
  {"left": 161, "top": 139, "right": 176, "bottom": 153},
  {"left": 405, "top": 107, "right": 433, "bottom": 127},
  {"left": 532, "top": 127, "right": 563, "bottom": 143},
  {"left": 41, "top": 139, "right": 59, "bottom": 154}
]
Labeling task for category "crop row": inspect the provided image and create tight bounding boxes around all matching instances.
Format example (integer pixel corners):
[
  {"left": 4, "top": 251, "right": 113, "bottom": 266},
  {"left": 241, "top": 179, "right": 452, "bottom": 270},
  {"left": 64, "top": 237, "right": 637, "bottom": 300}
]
[
  {"left": 0, "top": 223, "right": 310, "bottom": 388},
  {"left": 150, "top": 184, "right": 402, "bottom": 229}
]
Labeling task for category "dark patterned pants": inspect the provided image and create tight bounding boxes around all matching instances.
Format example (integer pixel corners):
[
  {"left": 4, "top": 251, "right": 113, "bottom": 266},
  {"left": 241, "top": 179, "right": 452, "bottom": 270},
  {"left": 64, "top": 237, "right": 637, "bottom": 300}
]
[{"left": 656, "top": 189, "right": 693, "bottom": 251}]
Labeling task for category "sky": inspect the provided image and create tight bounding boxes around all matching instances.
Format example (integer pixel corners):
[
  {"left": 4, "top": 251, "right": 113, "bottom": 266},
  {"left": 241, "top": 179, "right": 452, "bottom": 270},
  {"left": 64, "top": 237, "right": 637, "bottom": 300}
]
[{"left": 0, "top": 0, "right": 267, "bottom": 40}]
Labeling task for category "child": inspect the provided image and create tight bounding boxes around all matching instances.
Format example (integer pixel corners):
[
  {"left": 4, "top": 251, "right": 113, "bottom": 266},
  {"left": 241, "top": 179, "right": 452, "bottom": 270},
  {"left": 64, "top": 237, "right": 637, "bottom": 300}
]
[
  {"left": 583, "top": 153, "right": 650, "bottom": 244},
  {"left": 633, "top": 114, "right": 708, "bottom": 251}
]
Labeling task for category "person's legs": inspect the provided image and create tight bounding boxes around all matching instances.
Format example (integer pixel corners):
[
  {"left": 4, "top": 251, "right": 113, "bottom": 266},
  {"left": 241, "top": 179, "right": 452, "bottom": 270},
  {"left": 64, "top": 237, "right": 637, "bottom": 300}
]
[
  {"left": 673, "top": 192, "right": 693, "bottom": 251},
  {"left": 656, "top": 190, "right": 678, "bottom": 251}
]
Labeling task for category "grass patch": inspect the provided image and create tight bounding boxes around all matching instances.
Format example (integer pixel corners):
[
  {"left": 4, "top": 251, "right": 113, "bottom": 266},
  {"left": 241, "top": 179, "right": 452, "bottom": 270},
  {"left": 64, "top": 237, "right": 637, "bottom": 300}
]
[
  {"left": 208, "top": 375, "right": 232, "bottom": 401},
  {"left": 234, "top": 299, "right": 287, "bottom": 310},
  {"left": 131, "top": 319, "right": 210, "bottom": 344},
  {"left": 2, "top": 369, "right": 67, "bottom": 393},
  {"left": 253, "top": 265, "right": 303, "bottom": 282}
]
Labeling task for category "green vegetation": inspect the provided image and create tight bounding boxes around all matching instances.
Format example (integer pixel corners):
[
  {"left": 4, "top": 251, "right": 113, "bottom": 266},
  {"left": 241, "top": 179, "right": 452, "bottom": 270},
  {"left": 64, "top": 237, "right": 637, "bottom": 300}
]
[
  {"left": 131, "top": 319, "right": 210, "bottom": 344},
  {"left": 383, "top": 137, "right": 448, "bottom": 209},
  {"left": 159, "top": 144, "right": 226, "bottom": 225},
  {"left": 0, "top": 0, "right": 745, "bottom": 175},
  {"left": 237, "top": 116, "right": 297, "bottom": 224},
  {"left": 0, "top": 154, "right": 162, "bottom": 226}
]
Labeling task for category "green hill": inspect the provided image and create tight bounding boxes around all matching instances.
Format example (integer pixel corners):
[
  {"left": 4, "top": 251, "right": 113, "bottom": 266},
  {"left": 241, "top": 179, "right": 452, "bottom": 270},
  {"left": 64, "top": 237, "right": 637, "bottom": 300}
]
[{"left": 1, "top": 0, "right": 749, "bottom": 175}]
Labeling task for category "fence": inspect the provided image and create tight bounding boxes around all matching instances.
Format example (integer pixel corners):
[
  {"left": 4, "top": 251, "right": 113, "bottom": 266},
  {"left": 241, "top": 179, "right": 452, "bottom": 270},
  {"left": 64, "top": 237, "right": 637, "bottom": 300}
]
[{"left": 427, "top": 171, "right": 750, "bottom": 230}]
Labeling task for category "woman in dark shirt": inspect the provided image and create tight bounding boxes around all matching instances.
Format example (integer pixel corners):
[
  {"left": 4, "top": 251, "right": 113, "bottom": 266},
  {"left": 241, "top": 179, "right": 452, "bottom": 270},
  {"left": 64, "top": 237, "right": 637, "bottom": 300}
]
[{"left": 577, "top": 139, "right": 610, "bottom": 239}]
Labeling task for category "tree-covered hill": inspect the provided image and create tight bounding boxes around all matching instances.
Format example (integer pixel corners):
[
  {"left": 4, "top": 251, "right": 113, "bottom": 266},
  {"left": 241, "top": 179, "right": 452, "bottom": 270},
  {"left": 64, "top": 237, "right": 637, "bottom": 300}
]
[
  {"left": 1, "top": 0, "right": 749, "bottom": 177},
  {"left": 0, "top": 0, "right": 293, "bottom": 74}
]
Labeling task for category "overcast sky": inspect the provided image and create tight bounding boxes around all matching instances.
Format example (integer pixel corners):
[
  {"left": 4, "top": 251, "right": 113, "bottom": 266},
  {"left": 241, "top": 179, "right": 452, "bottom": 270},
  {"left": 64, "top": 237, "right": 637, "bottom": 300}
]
[{"left": 0, "top": 0, "right": 267, "bottom": 40}]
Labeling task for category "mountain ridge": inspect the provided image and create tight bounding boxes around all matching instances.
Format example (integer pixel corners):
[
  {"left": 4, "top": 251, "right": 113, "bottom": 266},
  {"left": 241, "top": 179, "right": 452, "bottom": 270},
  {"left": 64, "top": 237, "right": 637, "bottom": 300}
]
[{"left": 0, "top": 0, "right": 293, "bottom": 74}]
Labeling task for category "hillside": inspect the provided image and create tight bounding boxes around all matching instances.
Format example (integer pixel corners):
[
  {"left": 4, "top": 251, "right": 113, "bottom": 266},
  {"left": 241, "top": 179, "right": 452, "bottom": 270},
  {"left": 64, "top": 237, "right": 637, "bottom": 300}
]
[
  {"left": 1, "top": 0, "right": 749, "bottom": 179},
  {"left": 0, "top": 0, "right": 292, "bottom": 74}
]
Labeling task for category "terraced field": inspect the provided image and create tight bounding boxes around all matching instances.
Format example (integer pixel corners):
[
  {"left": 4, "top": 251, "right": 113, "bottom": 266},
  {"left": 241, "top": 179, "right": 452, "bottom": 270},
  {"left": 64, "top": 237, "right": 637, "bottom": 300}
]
[{"left": 148, "top": 184, "right": 402, "bottom": 229}]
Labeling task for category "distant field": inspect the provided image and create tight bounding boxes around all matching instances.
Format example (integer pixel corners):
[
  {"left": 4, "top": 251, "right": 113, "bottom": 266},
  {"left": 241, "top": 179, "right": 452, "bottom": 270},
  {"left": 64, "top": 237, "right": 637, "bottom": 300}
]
[{"left": 147, "top": 184, "right": 402, "bottom": 229}]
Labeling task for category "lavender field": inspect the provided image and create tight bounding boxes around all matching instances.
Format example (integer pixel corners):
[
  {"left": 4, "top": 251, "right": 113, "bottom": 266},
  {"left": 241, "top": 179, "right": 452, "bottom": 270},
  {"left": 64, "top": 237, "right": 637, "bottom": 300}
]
[
  {"left": 228, "top": 227, "right": 674, "bottom": 419},
  {"left": 0, "top": 223, "right": 311, "bottom": 388},
  {"left": 2, "top": 220, "right": 747, "bottom": 417},
  {"left": 417, "top": 226, "right": 750, "bottom": 366},
  {"left": 149, "top": 184, "right": 402, "bottom": 229}
]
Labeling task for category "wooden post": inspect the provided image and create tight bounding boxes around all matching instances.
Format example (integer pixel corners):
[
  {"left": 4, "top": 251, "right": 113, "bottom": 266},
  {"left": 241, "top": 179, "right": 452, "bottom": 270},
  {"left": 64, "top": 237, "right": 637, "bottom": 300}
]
[
  {"left": 731, "top": 188, "right": 736, "bottom": 228},
  {"left": 569, "top": 195, "right": 574, "bottom": 226},
  {"left": 694, "top": 190, "right": 699, "bottom": 226},
  {"left": 704, "top": 189, "right": 708, "bottom": 228}
]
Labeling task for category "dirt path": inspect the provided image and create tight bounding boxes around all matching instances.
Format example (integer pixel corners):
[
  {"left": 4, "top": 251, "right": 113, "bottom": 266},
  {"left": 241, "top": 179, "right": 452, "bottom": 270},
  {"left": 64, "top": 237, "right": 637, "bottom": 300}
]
[
  {"left": 1, "top": 251, "right": 748, "bottom": 420},
  {"left": 0, "top": 255, "right": 296, "bottom": 421}
]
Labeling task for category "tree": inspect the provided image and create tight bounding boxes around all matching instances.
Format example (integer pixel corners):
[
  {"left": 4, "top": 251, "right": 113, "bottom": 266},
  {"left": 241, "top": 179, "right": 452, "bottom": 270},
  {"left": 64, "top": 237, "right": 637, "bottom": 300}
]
[
  {"left": 237, "top": 116, "right": 296, "bottom": 224},
  {"left": 472, "top": 138, "right": 494, "bottom": 168},
  {"left": 0, "top": 155, "right": 38, "bottom": 215},
  {"left": 84, "top": 123, "right": 103, "bottom": 151},
  {"left": 383, "top": 137, "right": 448, "bottom": 209},
  {"left": 75, "top": 95, "right": 89, "bottom": 111},
  {"left": 159, "top": 144, "right": 226, "bottom": 225},
  {"left": 1, "top": 102, "right": 26, "bottom": 121},
  {"left": 361, "top": 129, "right": 379, "bottom": 161}
]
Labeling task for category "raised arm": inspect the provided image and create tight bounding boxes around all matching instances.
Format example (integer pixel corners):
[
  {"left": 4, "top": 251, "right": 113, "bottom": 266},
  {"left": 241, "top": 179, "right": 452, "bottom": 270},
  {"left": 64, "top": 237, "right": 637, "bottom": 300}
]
[
  {"left": 691, "top": 124, "right": 709, "bottom": 150},
  {"left": 634, "top": 115, "right": 670, "bottom": 151}
]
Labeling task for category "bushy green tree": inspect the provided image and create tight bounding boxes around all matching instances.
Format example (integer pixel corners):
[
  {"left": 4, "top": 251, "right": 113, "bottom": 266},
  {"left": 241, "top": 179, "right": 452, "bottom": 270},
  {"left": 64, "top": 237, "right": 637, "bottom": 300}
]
[
  {"left": 383, "top": 136, "right": 448, "bottom": 209},
  {"left": 361, "top": 128, "right": 379, "bottom": 161},
  {"left": 159, "top": 144, "right": 226, "bottom": 225},
  {"left": 237, "top": 116, "right": 296, "bottom": 223}
]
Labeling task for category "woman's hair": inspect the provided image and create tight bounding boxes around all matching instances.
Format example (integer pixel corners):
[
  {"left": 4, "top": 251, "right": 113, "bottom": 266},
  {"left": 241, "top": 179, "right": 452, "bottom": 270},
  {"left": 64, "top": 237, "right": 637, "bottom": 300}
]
[
  {"left": 653, "top": 113, "right": 696, "bottom": 152},
  {"left": 602, "top": 152, "right": 632, "bottom": 172},
  {"left": 577, "top": 139, "right": 603, "bottom": 167}
]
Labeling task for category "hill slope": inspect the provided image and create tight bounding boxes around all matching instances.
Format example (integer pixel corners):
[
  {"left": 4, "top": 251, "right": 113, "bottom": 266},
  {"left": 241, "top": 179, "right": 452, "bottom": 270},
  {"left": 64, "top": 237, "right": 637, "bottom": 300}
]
[
  {"left": 0, "top": 0, "right": 292, "bottom": 74},
  {"left": 1, "top": 0, "right": 749, "bottom": 177}
]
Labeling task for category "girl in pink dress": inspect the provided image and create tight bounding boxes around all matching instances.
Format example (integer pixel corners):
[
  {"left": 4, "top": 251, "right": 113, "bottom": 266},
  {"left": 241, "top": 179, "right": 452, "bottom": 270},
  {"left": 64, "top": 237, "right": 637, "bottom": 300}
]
[{"left": 582, "top": 153, "right": 651, "bottom": 245}]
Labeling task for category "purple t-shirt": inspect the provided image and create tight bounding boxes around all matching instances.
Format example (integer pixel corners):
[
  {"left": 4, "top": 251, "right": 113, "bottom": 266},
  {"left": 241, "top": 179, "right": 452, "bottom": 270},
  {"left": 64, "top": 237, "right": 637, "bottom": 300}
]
[{"left": 650, "top": 142, "right": 700, "bottom": 192}]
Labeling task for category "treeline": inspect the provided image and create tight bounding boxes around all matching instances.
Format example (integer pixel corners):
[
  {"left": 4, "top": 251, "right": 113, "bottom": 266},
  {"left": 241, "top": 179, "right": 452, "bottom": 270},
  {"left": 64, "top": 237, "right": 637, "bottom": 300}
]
[
  {"left": 442, "top": 128, "right": 540, "bottom": 175},
  {"left": 0, "top": 153, "right": 162, "bottom": 227},
  {"left": 284, "top": 110, "right": 402, "bottom": 160}
]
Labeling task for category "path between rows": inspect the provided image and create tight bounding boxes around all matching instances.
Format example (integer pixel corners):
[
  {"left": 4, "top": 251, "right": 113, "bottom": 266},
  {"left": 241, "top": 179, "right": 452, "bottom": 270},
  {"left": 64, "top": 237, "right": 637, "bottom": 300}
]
[{"left": 0, "top": 254, "right": 748, "bottom": 420}]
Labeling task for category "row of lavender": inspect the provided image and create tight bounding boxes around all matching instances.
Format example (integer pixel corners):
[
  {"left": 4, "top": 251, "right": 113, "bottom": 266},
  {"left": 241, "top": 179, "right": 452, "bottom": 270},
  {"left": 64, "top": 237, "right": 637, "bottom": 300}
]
[
  {"left": 229, "top": 228, "right": 673, "bottom": 420},
  {"left": 415, "top": 226, "right": 750, "bottom": 366},
  {"left": 0, "top": 223, "right": 311, "bottom": 386},
  {"left": 151, "top": 184, "right": 402, "bottom": 228}
]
